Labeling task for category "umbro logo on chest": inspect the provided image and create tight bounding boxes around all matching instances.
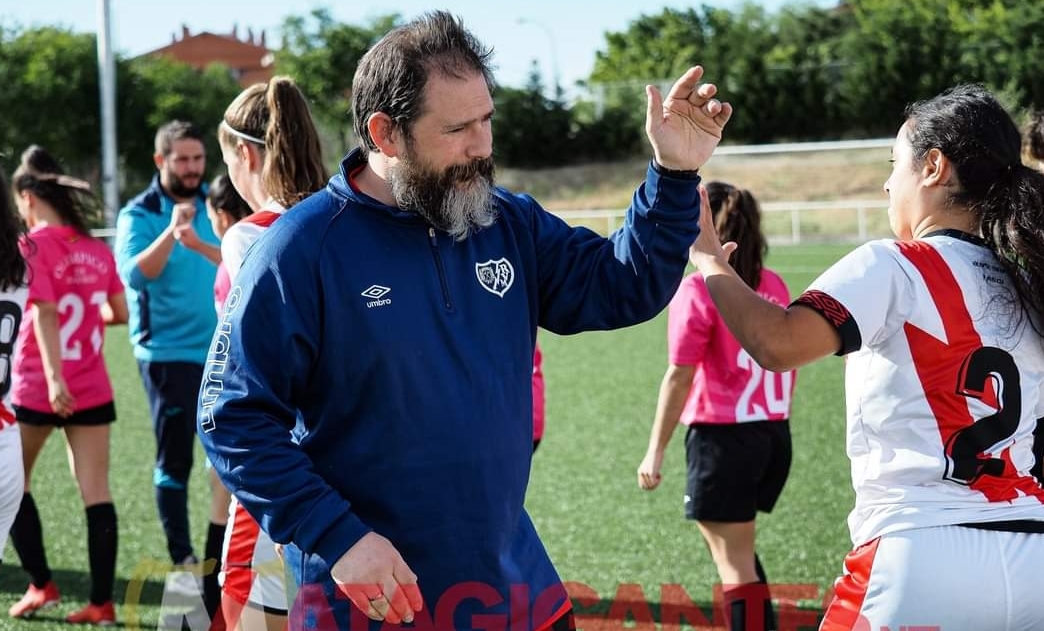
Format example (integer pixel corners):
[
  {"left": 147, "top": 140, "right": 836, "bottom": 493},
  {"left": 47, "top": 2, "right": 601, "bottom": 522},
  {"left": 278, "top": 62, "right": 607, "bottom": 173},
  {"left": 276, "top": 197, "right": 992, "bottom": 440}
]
[{"left": 361, "top": 285, "right": 391, "bottom": 308}]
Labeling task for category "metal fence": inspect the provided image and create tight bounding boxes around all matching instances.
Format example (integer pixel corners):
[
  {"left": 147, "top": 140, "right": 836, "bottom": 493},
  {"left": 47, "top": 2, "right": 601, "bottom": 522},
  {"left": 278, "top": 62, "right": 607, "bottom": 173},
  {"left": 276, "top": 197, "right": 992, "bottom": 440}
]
[{"left": 554, "top": 198, "right": 891, "bottom": 244}]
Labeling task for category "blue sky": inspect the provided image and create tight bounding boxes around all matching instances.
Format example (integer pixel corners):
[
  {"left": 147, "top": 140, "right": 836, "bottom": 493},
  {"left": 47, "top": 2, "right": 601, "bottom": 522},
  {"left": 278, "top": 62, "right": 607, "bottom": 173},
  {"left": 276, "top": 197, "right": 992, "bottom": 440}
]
[{"left": 1, "top": 1, "right": 826, "bottom": 91}]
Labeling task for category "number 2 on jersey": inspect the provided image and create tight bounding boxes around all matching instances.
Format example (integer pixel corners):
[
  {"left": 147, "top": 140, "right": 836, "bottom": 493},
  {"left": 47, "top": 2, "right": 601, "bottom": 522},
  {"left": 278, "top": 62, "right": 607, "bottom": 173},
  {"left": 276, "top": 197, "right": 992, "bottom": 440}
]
[
  {"left": 736, "top": 349, "right": 792, "bottom": 421},
  {"left": 58, "top": 291, "right": 107, "bottom": 360},
  {"left": 944, "top": 346, "right": 1020, "bottom": 485}
]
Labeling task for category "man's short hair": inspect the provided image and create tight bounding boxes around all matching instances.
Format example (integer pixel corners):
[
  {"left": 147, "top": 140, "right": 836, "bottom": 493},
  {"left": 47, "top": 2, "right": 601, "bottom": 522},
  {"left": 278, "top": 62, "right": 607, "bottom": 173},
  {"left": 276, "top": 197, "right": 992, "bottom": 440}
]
[
  {"left": 154, "top": 120, "right": 206, "bottom": 157},
  {"left": 351, "top": 11, "right": 495, "bottom": 155}
]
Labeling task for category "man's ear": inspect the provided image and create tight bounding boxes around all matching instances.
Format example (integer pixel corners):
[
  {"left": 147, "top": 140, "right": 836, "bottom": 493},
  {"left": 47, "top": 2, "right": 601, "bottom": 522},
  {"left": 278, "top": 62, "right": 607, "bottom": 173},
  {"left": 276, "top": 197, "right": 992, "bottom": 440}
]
[
  {"left": 152, "top": 152, "right": 165, "bottom": 172},
  {"left": 367, "top": 112, "right": 402, "bottom": 158},
  {"left": 922, "top": 148, "right": 953, "bottom": 188}
]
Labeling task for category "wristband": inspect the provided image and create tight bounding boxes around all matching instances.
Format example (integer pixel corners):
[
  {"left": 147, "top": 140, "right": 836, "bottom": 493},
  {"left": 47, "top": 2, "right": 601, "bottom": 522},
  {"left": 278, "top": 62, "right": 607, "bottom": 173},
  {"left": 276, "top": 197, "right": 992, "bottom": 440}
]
[{"left": 651, "top": 161, "right": 701, "bottom": 179}]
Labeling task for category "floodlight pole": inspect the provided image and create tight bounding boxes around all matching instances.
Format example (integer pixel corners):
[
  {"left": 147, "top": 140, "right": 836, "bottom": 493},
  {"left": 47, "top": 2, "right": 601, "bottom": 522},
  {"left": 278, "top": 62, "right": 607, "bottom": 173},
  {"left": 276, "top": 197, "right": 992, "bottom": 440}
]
[
  {"left": 97, "top": 0, "right": 119, "bottom": 231},
  {"left": 517, "top": 17, "right": 561, "bottom": 100}
]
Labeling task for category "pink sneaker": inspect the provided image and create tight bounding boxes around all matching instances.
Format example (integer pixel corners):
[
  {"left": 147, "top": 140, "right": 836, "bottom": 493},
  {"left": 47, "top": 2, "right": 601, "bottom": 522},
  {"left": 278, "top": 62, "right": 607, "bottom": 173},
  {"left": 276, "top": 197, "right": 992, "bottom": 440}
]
[
  {"left": 65, "top": 600, "right": 116, "bottom": 625},
  {"left": 8, "top": 581, "right": 60, "bottom": 618}
]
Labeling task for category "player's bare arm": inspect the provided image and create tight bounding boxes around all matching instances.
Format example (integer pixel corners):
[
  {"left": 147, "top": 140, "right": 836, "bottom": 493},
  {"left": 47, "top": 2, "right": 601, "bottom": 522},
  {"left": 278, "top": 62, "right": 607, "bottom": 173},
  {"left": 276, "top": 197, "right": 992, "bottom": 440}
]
[{"left": 689, "top": 186, "right": 840, "bottom": 372}]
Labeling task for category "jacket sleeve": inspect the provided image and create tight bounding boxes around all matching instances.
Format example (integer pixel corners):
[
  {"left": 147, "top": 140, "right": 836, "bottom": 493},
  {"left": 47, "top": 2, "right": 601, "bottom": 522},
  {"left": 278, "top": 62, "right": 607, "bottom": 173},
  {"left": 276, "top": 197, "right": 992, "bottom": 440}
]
[
  {"left": 114, "top": 206, "right": 153, "bottom": 291},
  {"left": 528, "top": 161, "right": 702, "bottom": 333},
  {"left": 198, "top": 225, "right": 370, "bottom": 568}
]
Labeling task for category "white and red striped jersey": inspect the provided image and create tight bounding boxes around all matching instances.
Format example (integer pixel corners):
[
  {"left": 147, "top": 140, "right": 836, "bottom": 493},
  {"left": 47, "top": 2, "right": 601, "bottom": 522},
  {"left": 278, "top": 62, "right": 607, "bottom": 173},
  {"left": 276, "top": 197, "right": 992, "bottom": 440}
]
[
  {"left": 219, "top": 201, "right": 286, "bottom": 280},
  {"left": 796, "top": 231, "right": 1044, "bottom": 546},
  {"left": 0, "top": 281, "right": 27, "bottom": 431}
]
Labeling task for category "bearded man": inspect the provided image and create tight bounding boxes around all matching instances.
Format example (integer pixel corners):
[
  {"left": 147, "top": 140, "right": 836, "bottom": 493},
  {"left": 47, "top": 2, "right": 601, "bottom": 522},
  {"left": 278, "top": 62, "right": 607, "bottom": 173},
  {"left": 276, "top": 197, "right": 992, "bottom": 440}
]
[
  {"left": 115, "top": 120, "right": 221, "bottom": 591},
  {"left": 198, "top": 11, "right": 733, "bottom": 631}
]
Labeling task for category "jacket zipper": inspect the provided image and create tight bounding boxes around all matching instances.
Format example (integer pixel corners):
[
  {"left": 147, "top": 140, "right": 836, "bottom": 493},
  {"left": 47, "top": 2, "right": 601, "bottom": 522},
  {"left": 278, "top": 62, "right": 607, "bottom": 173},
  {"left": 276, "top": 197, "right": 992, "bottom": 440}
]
[{"left": 428, "top": 227, "right": 454, "bottom": 311}]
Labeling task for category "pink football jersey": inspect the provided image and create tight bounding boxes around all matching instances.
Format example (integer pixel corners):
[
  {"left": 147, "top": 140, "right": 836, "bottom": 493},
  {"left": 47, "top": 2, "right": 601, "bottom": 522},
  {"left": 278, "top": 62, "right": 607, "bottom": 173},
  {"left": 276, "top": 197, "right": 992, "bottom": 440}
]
[
  {"left": 214, "top": 262, "right": 231, "bottom": 315},
  {"left": 12, "top": 225, "right": 123, "bottom": 412},
  {"left": 668, "top": 268, "right": 796, "bottom": 425}
]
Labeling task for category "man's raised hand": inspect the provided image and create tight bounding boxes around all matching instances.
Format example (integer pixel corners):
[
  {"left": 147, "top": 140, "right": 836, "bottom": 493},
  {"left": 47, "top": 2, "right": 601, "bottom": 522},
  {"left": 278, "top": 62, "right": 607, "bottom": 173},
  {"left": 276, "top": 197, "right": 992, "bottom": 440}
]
[{"left": 645, "top": 66, "right": 733, "bottom": 172}]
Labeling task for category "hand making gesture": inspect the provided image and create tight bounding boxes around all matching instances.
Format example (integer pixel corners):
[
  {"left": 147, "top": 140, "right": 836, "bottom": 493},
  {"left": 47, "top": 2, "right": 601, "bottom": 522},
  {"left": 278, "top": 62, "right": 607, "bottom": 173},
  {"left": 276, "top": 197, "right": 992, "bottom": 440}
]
[{"left": 645, "top": 66, "right": 733, "bottom": 172}]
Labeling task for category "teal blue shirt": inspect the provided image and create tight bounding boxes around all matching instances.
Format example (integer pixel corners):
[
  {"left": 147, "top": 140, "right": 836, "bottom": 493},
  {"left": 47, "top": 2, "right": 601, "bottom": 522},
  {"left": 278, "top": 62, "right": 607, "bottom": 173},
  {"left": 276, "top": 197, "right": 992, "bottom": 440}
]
[{"left": 114, "top": 176, "right": 218, "bottom": 363}]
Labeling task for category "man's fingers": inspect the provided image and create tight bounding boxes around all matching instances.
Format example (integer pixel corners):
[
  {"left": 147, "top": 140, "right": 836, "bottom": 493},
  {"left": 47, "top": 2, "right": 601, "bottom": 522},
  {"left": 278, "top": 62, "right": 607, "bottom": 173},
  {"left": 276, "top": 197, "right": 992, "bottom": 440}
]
[
  {"left": 385, "top": 584, "right": 421, "bottom": 624},
  {"left": 715, "top": 103, "right": 734, "bottom": 127},
  {"left": 386, "top": 588, "right": 411, "bottom": 624},
  {"left": 666, "top": 66, "right": 705, "bottom": 101},
  {"left": 338, "top": 583, "right": 384, "bottom": 620},
  {"left": 369, "top": 593, "right": 394, "bottom": 623},
  {"left": 646, "top": 84, "right": 662, "bottom": 133},
  {"left": 687, "top": 82, "right": 717, "bottom": 105},
  {"left": 365, "top": 598, "right": 385, "bottom": 621},
  {"left": 393, "top": 563, "right": 424, "bottom": 612}
]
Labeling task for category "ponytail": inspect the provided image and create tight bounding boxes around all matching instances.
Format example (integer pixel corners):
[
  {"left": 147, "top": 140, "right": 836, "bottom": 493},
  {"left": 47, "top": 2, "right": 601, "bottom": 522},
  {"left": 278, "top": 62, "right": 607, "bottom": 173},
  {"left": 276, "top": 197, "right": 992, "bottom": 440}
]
[
  {"left": 979, "top": 164, "right": 1044, "bottom": 337},
  {"left": 12, "top": 145, "right": 95, "bottom": 235},
  {"left": 262, "top": 77, "right": 328, "bottom": 207},
  {"left": 221, "top": 76, "right": 327, "bottom": 209},
  {"left": 705, "top": 181, "right": 766, "bottom": 290}
]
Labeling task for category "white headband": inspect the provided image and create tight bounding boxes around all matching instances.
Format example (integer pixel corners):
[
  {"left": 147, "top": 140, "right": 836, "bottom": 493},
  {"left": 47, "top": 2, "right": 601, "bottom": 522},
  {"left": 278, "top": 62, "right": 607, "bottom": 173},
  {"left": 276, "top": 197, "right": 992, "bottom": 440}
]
[
  {"left": 28, "top": 172, "right": 92, "bottom": 192},
  {"left": 220, "top": 120, "right": 264, "bottom": 145}
]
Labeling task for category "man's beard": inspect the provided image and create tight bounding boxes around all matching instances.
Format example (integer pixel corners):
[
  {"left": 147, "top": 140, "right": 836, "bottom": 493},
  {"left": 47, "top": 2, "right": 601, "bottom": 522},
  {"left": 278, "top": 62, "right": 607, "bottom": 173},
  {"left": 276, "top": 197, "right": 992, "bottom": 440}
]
[
  {"left": 165, "top": 166, "right": 203, "bottom": 199},
  {"left": 389, "top": 152, "right": 498, "bottom": 241}
]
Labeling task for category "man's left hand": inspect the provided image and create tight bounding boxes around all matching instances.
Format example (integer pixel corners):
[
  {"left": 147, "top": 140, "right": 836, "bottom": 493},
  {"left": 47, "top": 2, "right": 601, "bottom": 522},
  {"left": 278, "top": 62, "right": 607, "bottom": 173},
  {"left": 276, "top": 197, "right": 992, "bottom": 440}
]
[
  {"left": 331, "top": 531, "right": 424, "bottom": 625},
  {"left": 645, "top": 66, "right": 733, "bottom": 172},
  {"left": 173, "top": 222, "right": 202, "bottom": 251}
]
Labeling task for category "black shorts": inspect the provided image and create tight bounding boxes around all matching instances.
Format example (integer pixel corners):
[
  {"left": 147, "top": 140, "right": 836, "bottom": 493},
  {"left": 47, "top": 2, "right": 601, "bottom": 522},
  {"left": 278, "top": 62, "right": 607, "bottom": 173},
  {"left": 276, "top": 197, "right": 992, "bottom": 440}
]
[
  {"left": 684, "top": 420, "right": 791, "bottom": 522},
  {"left": 14, "top": 401, "right": 117, "bottom": 428}
]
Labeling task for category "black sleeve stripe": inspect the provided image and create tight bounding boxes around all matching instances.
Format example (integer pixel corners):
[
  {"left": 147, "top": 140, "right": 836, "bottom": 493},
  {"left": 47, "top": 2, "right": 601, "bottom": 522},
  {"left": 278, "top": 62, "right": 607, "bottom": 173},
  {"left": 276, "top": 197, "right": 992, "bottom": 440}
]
[{"left": 791, "top": 289, "right": 862, "bottom": 356}]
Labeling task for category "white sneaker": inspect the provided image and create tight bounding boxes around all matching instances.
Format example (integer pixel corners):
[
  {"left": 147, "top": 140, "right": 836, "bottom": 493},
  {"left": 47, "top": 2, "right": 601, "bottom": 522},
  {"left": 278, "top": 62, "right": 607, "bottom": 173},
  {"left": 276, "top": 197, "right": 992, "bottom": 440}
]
[
  {"left": 164, "top": 556, "right": 203, "bottom": 598},
  {"left": 158, "top": 606, "right": 208, "bottom": 631}
]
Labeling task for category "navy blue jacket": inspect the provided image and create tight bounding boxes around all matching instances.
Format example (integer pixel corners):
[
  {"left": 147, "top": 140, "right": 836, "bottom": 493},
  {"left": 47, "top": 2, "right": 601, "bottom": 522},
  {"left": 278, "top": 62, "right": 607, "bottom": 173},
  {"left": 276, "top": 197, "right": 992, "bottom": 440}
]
[{"left": 199, "top": 149, "right": 702, "bottom": 629}]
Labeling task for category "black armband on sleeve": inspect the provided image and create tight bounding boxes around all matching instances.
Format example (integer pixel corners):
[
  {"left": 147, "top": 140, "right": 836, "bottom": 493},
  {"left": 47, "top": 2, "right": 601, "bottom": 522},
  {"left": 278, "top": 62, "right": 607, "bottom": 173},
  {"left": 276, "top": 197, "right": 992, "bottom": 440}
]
[{"left": 791, "top": 289, "right": 861, "bottom": 356}]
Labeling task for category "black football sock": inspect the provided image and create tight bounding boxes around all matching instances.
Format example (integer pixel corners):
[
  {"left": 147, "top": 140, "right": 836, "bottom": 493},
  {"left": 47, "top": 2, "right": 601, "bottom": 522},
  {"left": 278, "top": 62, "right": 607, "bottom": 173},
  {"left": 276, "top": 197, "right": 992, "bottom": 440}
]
[
  {"left": 203, "top": 521, "right": 226, "bottom": 616},
  {"left": 754, "top": 553, "right": 776, "bottom": 631},
  {"left": 86, "top": 502, "right": 118, "bottom": 604},
  {"left": 10, "top": 493, "right": 52, "bottom": 587}
]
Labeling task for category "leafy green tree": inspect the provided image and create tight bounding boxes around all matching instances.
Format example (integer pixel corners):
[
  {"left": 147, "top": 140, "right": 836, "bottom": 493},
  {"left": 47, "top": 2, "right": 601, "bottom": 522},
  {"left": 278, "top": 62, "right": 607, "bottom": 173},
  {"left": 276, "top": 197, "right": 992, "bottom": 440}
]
[
  {"left": 590, "top": 8, "right": 710, "bottom": 85},
  {"left": 838, "top": 0, "right": 965, "bottom": 135},
  {"left": 0, "top": 27, "right": 101, "bottom": 176},
  {"left": 493, "top": 62, "right": 573, "bottom": 168},
  {"left": 953, "top": 0, "right": 1044, "bottom": 110},
  {"left": 587, "top": 8, "right": 713, "bottom": 145},
  {"left": 275, "top": 9, "right": 399, "bottom": 155},
  {"left": 118, "top": 55, "right": 242, "bottom": 195},
  {"left": 569, "top": 100, "right": 645, "bottom": 163},
  {"left": 757, "top": 4, "right": 852, "bottom": 140},
  {"left": 699, "top": 4, "right": 779, "bottom": 142},
  {"left": 0, "top": 25, "right": 243, "bottom": 199},
  {"left": 586, "top": 3, "right": 853, "bottom": 144}
]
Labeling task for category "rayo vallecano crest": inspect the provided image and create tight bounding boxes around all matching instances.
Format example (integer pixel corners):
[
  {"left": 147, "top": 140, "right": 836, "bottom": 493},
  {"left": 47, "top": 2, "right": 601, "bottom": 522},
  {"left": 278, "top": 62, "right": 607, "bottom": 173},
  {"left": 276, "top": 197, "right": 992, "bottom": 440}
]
[{"left": 475, "top": 258, "right": 515, "bottom": 297}]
